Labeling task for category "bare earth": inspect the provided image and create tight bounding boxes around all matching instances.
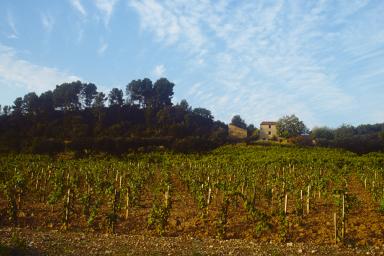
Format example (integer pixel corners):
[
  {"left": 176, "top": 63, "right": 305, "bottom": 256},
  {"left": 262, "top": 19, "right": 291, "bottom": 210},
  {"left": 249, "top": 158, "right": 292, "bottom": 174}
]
[
  {"left": 1, "top": 173, "right": 384, "bottom": 255},
  {"left": 1, "top": 227, "right": 384, "bottom": 256}
]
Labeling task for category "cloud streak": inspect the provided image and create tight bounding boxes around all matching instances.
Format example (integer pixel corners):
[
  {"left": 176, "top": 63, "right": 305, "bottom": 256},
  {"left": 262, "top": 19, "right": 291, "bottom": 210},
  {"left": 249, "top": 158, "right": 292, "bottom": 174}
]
[
  {"left": 97, "top": 41, "right": 108, "bottom": 55},
  {"left": 6, "top": 11, "right": 18, "bottom": 39},
  {"left": 131, "top": 0, "right": 384, "bottom": 127},
  {"left": 153, "top": 64, "right": 166, "bottom": 77},
  {"left": 130, "top": 0, "right": 207, "bottom": 54},
  {"left": 94, "top": 0, "right": 119, "bottom": 26},
  {"left": 0, "top": 44, "right": 80, "bottom": 93},
  {"left": 41, "top": 13, "right": 55, "bottom": 33},
  {"left": 69, "top": 0, "right": 87, "bottom": 17}
]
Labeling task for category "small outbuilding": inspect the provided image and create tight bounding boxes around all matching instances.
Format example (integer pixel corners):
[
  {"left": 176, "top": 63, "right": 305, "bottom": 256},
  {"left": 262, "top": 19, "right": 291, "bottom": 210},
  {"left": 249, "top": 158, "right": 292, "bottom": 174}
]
[
  {"left": 228, "top": 124, "right": 247, "bottom": 139},
  {"left": 259, "top": 121, "right": 277, "bottom": 140}
]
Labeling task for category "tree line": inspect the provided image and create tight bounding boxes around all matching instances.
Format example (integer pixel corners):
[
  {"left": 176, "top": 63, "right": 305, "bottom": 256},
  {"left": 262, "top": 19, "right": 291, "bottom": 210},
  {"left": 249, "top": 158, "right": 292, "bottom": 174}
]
[
  {"left": 0, "top": 78, "right": 383, "bottom": 155},
  {"left": 273, "top": 115, "right": 384, "bottom": 154},
  {"left": 0, "top": 78, "right": 176, "bottom": 114},
  {"left": 230, "top": 113, "right": 384, "bottom": 154},
  {"left": 0, "top": 78, "right": 227, "bottom": 154},
  {"left": 311, "top": 124, "right": 384, "bottom": 154}
]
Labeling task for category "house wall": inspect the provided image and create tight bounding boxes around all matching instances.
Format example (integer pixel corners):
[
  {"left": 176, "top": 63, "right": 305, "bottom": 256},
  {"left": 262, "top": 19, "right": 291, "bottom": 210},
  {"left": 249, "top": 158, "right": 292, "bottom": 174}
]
[
  {"left": 228, "top": 124, "right": 247, "bottom": 139},
  {"left": 259, "top": 124, "right": 277, "bottom": 140}
]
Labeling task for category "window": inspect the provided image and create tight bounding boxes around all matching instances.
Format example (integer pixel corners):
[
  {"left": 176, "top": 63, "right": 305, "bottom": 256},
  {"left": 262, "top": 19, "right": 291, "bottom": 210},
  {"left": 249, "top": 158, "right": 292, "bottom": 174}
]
[
  {"left": 269, "top": 124, "right": 271, "bottom": 128},
  {"left": 268, "top": 131, "right": 271, "bottom": 135}
]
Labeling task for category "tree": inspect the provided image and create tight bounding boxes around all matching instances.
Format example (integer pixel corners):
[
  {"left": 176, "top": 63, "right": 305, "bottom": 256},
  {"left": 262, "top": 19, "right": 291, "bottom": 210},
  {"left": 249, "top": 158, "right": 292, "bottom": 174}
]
[
  {"left": 38, "top": 91, "right": 54, "bottom": 113},
  {"left": 380, "top": 131, "right": 384, "bottom": 141},
  {"left": 12, "top": 97, "right": 23, "bottom": 116},
  {"left": 276, "top": 114, "right": 308, "bottom": 138},
  {"left": 334, "top": 124, "right": 355, "bottom": 139},
  {"left": 177, "top": 99, "right": 191, "bottom": 112},
  {"left": 193, "top": 108, "right": 213, "bottom": 120},
  {"left": 93, "top": 92, "right": 106, "bottom": 108},
  {"left": 153, "top": 78, "right": 174, "bottom": 109},
  {"left": 126, "top": 78, "right": 153, "bottom": 107},
  {"left": 231, "top": 115, "right": 246, "bottom": 129},
  {"left": 311, "top": 126, "right": 334, "bottom": 140},
  {"left": 81, "top": 83, "right": 98, "bottom": 108},
  {"left": 126, "top": 78, "right": 174, "bottom": 109},
  {"left": 22, "top": 92, "right": 39, "bottom": 115},
  {"left": 2, "top": 105, "right": 10, "bottom": 116},
  {"left": 52, "top": 81, "right": 83, "bottom": 110},
  {"left": 355, "top": 123, "right": 383, "bottom": 135},
  {"left": 108, "top": 88, "right": 124, "bottom": 106},
  {"left": 247, "top": 124, "right": 257, "bottom": 137},
  {"left": 93, "top": 92, "right": 107, "bottom": 126}
]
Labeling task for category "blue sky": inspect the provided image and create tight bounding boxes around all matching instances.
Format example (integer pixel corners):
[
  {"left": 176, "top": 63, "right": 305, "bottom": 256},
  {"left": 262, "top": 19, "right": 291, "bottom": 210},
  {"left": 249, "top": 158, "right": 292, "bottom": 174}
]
[{"left": 0, "top": 0, "right": 383, "bottom": 128}]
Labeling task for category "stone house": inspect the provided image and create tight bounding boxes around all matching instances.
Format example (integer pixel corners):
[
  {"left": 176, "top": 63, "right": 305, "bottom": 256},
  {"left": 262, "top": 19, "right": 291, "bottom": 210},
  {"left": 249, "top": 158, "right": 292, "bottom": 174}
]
[
  {"left": 259, "top": 121, "right": 277, "bottom": 140},
  {"left": 228, "top": 124, "right": 247, "bottom": 139}
]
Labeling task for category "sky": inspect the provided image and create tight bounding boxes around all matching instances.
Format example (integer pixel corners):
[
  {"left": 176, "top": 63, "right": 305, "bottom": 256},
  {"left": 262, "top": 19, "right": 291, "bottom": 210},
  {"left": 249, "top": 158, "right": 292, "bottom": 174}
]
[{"left": 0, "top": 0, "right": 383, "bottom": 128}]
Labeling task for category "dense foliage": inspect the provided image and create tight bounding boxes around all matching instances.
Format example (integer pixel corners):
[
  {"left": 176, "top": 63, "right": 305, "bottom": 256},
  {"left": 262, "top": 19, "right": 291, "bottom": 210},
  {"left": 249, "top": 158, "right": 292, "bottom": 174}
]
[
  {"left": 0, "top": 78, "right": 383, "bottom": 154},
  {"left": 230, "top": 115, "right": 247, "bottom": 129},
  {"left": 311, "top": 124, "right": 384, "bottom": 154},
  {"left": 0, "top": 79, "right": 227, "bottom": 154},
  {"left": 276, "top": 115, "right": 308, "bottom": 138}
]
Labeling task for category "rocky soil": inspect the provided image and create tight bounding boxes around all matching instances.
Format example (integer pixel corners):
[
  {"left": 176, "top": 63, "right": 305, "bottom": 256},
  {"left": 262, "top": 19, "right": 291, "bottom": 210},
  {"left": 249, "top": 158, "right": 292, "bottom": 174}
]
[{"left": 1, "top": 227, "right": 384, "bottom": 256}]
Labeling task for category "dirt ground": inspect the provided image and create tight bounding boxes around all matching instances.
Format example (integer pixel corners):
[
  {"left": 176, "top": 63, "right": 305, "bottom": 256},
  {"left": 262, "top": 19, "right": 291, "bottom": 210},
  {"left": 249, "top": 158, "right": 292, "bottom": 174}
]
[
  {"left": 1, "top": 175, "right": 384, "bottom": 255},
  {"left": 1, "top": 227, "right": 384, "bottom": 256}
]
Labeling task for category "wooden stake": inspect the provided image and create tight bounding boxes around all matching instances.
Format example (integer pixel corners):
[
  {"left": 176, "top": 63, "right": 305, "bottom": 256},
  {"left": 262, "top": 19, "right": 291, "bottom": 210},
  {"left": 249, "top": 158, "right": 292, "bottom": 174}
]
[
  {"left": 334, "top": 212, "right": 337, "bottom": 244},
  {"left": 207, "top": 187, "right": 212, "bottom": 206},
  {"left": 17, "top": 189, "right": 22, "bottom": 207},
  {"left": 307, "top": 185, "right": 310, "bottom": 215},
  {"left": 64, "top": 188, "right": 71, "bottom": 230},
  {"left": 300, "top": 190, "right": 304, "bottom": 215},
  {"left": 35, "top": 175, "right": 39, "bottom": 190},
  {"left": 165, "top": 185, "right": 170, "bottom": 208},
  {"left": 284, "top": 193, "right": 288, "bottom": 214},
  {"left": 342, "top": 193, "right": 345, "bottom": 240},
  {"left": 111, "top": 188, "right": 118, "bottom": 234},
  {"left": 125, "top": 187, "right": 130, "bottom": 220}
]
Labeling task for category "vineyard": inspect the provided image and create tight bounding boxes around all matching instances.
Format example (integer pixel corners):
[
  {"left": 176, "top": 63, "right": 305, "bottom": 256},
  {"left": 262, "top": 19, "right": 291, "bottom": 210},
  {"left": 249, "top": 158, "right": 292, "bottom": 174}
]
[{"left": 1, "top": 144, "right": 384, "bottom": 248}]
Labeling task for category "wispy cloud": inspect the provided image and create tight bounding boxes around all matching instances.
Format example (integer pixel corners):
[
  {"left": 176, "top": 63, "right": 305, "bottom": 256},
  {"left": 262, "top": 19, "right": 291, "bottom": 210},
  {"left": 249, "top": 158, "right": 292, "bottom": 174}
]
[
  {"left": 130, "top": 0, "right": 207, "bottom": 54},
  {"left": 97, "top": 41, "right": 108, "bottom": 55},
  {"left": 130, "top": 0, "right": 384, "bottom": 127},
  {"left": 41, "top": 13, "right": 55, "bottom": 33},
  {"left": 130, "top": 0, "right": 180, "bottom": 45},
  {"left": 187, "top": 82, "right": 202, "bottom": 97},
  {"left": 69, "top": 0, "right": 87, "bottom": 17},
  {"left": 153, "top": 64, "right": 166, "bottom": 77},
  {"left": 94, "top": 0, "right": 119, "bottom": 26},
  {"left": 0, "top": 44, "right": 80, "bottom": 93},
  {"left": 6, "top": 11, "right": 18, "bottom": 39}
]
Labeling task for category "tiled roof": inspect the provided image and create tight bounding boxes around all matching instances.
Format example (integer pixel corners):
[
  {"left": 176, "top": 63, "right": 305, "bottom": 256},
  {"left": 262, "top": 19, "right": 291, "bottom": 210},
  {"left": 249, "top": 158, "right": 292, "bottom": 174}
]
[
  {"left": 228, "top": 124, "right": 247, "bottom": 131},
  {"left": 260, "top": 121, "right": 277, "bottom": 125}
]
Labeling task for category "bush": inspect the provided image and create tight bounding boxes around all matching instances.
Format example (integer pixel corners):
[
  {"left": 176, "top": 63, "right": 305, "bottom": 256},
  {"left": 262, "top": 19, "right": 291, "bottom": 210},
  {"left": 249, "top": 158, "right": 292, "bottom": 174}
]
[
  {"left": 68, "top": 137, "right": 94, "bottom": 153},
  {"left": 289, "top": 135, "right": 313, "bottom": 146},
  {"left": 172, "top": 137, "right": 217, "bottom": 153},
  {"left": 30, "top": 138, "right": 64, "bottom": 154}
]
